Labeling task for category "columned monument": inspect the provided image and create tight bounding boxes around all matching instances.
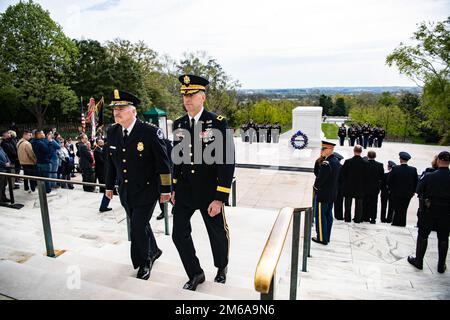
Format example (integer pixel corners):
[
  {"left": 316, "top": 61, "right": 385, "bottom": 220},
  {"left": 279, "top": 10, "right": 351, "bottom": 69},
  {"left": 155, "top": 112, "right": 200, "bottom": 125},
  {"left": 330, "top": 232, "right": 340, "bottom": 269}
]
[{"left": 292, "top": 106, "right": 323, "bottom": 148}]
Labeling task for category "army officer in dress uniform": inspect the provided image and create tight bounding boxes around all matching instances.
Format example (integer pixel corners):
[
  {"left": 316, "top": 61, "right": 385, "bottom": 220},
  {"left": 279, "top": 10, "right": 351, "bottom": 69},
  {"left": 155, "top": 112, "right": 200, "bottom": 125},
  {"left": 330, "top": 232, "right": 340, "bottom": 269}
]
[
  {"left": 105, "top": 90, "right": 172, "bottom": 280},
  {"left": 171, "top": 74, "right": 235, "bottom": 291}
]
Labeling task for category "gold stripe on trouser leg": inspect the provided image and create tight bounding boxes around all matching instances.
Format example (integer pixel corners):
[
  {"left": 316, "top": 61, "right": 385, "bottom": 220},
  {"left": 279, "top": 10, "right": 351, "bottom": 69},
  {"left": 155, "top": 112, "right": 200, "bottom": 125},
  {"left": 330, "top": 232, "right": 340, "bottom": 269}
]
[
  {"left": 221, "top": 204, "right": 230, "bottom": 260},
  {"left": 318, "top": 202, "right": 323, "bottom": 242}
]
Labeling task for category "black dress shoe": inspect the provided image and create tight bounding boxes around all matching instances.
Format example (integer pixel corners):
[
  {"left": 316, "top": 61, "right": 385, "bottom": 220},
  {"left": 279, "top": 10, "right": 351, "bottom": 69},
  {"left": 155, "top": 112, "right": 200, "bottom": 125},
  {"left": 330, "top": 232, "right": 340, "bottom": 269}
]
[
  {"left": 99, "top": 207, "right": 112, "bottom": 212},
  {"left": 214, "top": 267, "right": 227, "bottom": 284},
  {"left": 311, "top": 237, "right": 328, "bottom": 245},
  {"left": 183, "top": 272, "right": 205, "bottom": 291},
  {"left": 151, "top": 248, "right": 162, "bottom": 264},
  {"left": 156, "top": 212, "right": 165, "bottom": 220},
  {"left": 136, "top": 259, "right": 152, "bottom": 280},
  {"left": 370, "top": 220, "right": 376, "bottom": 224}
]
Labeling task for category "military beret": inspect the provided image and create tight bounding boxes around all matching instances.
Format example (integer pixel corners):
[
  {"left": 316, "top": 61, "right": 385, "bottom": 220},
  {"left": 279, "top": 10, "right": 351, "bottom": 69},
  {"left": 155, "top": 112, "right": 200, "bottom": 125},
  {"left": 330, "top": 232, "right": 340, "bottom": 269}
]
[
  {"left": 388, "top": 160, "right": 396, "bottom": 168},
  {"left": 333, "top": 152, "right": 344, "bottom": 161},
  {"left": 109, "top": 89, "right": 141, "bottom": 107},
  {"left": 399, "top": 151, "right": 411, "bottom": 161},
  {"left": 179, "top": 74, "right": 209, "bottom": 95},
  {"left": 438, "top": 151, "right": 450, "bottom": 161}
]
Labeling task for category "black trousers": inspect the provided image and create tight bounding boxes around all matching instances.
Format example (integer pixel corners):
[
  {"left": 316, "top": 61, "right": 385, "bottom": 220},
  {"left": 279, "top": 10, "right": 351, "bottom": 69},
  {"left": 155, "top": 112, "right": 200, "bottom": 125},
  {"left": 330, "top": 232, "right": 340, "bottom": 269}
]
[
  {"left": 391, "top": 196, "right": 412, "bottom": 227},
  {"left": 123, "top": 200, "right": 159, "bottom": 269},
  {"left": 349, "top": 138, "right": 355, "bottom": 146},
  {"left": 363, "top": 193, "right": 378, "bottom": 222},
  {"left": 82, "top": 169, "right": 95, "bottom": 192},
  {"left": 378, "top": 138, "right": 384, "bottom": 147},
  {"left": 344, "top": 197, "right": 363, "bottom": 222},
  {"left": 0, "top": 175, "right": 8, "bottom": 201},
  {"left": 172, "top": 202, "right": 229, "bottom": 279},
  {"left": 334, "top": 192, "right": 344, "bottom": 220},
  {"left": 418, "top": 207, "right": 450, "bottom": 241},
  {"left": 339, "top": 137, "right": 345, "bottom": 146},
  {"left": 380, "top": 192, "right": 394, "bottom": 222}
]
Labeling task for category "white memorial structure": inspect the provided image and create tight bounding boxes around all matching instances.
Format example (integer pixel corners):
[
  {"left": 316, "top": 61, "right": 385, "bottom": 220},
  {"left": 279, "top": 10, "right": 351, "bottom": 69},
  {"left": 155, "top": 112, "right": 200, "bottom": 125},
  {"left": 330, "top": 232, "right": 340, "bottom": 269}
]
[{"left": 292, "top": 106, "right": 323, "bottom": 148}]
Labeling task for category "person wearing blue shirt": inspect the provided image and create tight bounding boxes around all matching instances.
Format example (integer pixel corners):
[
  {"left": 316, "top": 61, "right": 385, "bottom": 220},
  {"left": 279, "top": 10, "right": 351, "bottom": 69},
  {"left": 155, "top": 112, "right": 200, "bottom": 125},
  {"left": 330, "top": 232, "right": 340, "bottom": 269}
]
[
  {"left": 31, "top": 130, "right": 53, "bottom": 194},
  {"left": 0, "top": 145, "right": 11, "bottom": 202}
]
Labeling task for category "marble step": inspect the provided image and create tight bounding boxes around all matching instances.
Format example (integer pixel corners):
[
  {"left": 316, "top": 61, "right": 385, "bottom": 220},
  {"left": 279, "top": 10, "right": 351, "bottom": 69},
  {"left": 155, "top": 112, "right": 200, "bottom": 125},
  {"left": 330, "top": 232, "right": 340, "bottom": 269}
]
[
  {"left": 57, "top": 251, "right": 258, "bottom": 300},
  {"left": 0, "top": 259, "right": 146, "bottom": 300},
  {"left": 75, "top": 243, "right": 259, "bottom": 299},
  {"left": 22, "top": 253, "right": 226, "bottom": 300}
]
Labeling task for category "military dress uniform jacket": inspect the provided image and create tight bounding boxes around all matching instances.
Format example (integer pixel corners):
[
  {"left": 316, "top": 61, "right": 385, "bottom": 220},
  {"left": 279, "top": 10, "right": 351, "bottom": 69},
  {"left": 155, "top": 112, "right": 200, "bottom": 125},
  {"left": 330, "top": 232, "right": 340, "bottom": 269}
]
[
  {"left": 105, "top": 119, "right": 172, "bottom": 207},
  {"left": 387, "top": 164, "right": 418, "bottom": 198},
  {"left": 313, "top": 154, "right": 341, "bottom": 203},
  {"left": 364, "top": 160, "right": 384, "bottom": 195},
  {"left": 416, "top": 168, "right": 450, "bottom": 216},
  {"left": 172, "top": 109, "right": 235, "bottom": 209}
]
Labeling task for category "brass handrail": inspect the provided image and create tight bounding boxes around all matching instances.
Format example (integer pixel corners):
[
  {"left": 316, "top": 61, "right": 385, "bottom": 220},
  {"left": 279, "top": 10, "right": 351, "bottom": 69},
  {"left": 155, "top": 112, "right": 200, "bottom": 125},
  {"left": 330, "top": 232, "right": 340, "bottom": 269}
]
[{"left": 254, "top": 206, "right": 294, "bottom": 294}]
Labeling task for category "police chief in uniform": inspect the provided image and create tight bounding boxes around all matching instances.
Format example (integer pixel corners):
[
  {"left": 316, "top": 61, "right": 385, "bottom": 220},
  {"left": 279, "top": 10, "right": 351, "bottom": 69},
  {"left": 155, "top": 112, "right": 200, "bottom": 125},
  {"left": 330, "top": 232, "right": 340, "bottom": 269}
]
[
  {"left": 171, "top": 74, "right": 235, "bottom": 291},
  {"left": 312, "top": 141, "right": 341, "bottom": 245},
  {"left": 105, "top": 90, "right": 172, "bottom": 280},
  {"left": 408, "top": 151, "right": 450, "bottom": 273}
]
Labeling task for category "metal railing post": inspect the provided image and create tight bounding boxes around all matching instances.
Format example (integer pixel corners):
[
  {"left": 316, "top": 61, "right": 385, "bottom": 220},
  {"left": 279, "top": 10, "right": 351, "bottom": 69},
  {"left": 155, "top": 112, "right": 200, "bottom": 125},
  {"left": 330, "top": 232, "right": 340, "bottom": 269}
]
[
  {"left": 261, "top": 274, "right": 275, "bottom": 300},
  {"left": 290, "top": 209, "right": 301, "bottom": 300},
  {"left": 306, "top": 208, "right": 312, "bottom": 258},
  {"left": 37, "top": 181, "right": 55, "bottom": 257},
  {"left": 126, "top": 215, "right": 131, "bottom": 241},
  {"left": 164, "top": 202, "right": 170, "bottom": 235},
  {"left": 231, "top": 177, "right": 237, "bottom": 207}
]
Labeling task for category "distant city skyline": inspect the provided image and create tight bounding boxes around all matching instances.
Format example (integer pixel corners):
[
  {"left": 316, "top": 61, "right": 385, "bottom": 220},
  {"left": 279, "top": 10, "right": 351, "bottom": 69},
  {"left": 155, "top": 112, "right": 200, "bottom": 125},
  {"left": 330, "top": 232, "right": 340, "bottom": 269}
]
[{"left": 1, "top": 0, "right": 449, "bottom": 89}]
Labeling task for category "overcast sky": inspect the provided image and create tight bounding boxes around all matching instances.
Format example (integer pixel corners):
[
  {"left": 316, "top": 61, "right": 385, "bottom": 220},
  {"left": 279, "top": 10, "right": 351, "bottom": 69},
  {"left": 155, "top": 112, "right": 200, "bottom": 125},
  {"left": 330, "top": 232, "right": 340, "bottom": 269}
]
[{"left": 1, "top": 0, "right": 449, "bottom": 88}]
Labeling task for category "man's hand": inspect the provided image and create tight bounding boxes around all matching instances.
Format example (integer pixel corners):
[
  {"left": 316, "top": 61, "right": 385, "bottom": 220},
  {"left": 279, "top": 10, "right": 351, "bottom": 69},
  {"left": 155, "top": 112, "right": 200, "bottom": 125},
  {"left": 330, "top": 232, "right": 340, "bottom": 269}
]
[
  {"left": 105, "top": 190, "right": 113, "bottom": 200},
  {"left": 171, "top": 191, "right": 176, "bottom": 205},
  {"left": 160, "top": 194, "right": 171, "bottom": 203},
  {"left": 207, "top": 200, "right": 223, "bottom": 217}
]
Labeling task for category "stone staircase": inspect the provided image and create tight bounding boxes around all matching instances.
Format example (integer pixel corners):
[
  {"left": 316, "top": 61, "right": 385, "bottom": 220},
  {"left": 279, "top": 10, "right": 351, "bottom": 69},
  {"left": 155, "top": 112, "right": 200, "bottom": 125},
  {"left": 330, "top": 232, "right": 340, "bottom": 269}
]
[
  {"left": 0, "top": 188, "right": 276, "bottom": 300},
  {"left": 1, "top": 187, "right": 449, "bottom": 300}
]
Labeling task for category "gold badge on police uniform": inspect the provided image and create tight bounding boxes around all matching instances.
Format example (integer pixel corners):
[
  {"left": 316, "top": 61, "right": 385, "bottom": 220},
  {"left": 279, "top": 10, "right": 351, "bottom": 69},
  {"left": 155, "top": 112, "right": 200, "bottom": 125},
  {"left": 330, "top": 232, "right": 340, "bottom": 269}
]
[{"left": 137, "top": 142, "right": 144, "bottom": 151}]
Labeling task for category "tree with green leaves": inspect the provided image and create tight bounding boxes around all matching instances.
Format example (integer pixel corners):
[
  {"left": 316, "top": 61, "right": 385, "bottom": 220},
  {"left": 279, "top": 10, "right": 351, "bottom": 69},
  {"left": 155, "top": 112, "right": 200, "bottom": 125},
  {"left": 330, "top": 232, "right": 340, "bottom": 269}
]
[
  {"left": 0, "top": 0, "right": 78, "bottom": 128},
  {"left": 319, "top": 94, "right": 333, "bottom": 115},
  {"left": 386, "top": 17, "right": 450, "bottom": 144}
]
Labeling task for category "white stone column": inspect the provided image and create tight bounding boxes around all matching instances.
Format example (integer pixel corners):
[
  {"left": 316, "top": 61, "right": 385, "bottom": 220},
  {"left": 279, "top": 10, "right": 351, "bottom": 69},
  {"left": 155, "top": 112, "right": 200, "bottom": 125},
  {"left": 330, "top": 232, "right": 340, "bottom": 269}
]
[{"left": 292, "top": 106, "right": 323, "bottom": 148}]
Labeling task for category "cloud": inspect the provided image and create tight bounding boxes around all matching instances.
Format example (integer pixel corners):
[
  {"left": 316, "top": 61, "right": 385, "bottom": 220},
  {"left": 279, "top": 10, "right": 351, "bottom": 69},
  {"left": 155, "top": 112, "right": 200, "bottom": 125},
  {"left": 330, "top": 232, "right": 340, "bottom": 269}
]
[{"left": 83, "top": 0, "right": 120, "bottom": 12}]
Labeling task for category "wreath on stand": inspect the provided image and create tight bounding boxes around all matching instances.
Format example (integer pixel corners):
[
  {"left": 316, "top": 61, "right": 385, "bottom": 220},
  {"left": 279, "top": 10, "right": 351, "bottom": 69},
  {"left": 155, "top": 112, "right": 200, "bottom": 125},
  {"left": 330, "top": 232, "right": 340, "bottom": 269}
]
[{"left": 290, "top": 130, "right": 309, "bottom": 150}]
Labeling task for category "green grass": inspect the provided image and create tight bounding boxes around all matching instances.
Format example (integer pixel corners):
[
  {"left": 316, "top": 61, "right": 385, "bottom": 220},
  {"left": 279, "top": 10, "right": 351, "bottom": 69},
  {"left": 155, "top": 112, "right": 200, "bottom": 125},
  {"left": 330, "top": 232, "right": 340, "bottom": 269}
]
[{"left": 322, "top": 123, "right": 339, "bottom": 139}]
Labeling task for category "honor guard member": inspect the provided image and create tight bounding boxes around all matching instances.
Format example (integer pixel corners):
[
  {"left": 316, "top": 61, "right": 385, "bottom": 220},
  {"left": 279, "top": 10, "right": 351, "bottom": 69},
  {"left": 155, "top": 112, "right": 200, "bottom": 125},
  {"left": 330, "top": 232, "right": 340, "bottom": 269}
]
[
  {"left": 338, "top": 123, "right": 347, "bottom": 146},
  {"left": 387, "top": 151, "right": 418, "bottom": 227},
  {"left": 172, "top": 74, "right": 235, "bottom": 291},
  {"left": 105, "top": 90, "right": 172, "bottom": 280},
  {"left": 378, "top": 127, "right": 386, "bottom": 148},
  {"left": 408, "top": 151, "right": 450, "bottom": 273},
  {"left": 312, "top": 141, "right": 341, "bottom": 245}
]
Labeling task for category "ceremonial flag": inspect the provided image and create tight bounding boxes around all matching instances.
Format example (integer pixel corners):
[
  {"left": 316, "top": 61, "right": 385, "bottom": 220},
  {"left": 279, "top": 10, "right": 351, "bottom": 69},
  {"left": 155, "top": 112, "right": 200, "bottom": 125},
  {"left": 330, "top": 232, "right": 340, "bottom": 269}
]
[
  {"left": 96, "top": 96, "right": 104, "bottom": 129},
  {"left": 85, "top": 97, "right": 95, "bottom": 122},
  {"left": 80, "top": 96, "right": 85, "bottom": 133}
]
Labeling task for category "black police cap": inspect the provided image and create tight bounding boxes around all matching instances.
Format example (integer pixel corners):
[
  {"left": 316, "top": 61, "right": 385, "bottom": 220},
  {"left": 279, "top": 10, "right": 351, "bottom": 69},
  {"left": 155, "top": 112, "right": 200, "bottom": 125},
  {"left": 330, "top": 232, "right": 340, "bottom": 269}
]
[
  {"left": 388, "top": 160, "right": 397, "bottom": 168},
  {"left": 179, "top": 74, "right": 209, "bottom": 94},
  {"left": 109, "top": 89, "right": 141, "bottom": 107},
  {"left": 399, "top": 151, "right": 411, "bottom": 161}
]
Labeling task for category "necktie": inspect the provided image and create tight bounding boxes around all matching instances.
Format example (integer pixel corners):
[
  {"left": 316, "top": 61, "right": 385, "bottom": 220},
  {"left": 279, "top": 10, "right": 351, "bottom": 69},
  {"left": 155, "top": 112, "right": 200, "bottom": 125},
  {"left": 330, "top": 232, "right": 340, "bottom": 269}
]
[
  {"left": 190, "top": 118, "right": 195, "bottom": 130},
  {"left": 123, "top": 129, "right": 128, "bottom": 142}
]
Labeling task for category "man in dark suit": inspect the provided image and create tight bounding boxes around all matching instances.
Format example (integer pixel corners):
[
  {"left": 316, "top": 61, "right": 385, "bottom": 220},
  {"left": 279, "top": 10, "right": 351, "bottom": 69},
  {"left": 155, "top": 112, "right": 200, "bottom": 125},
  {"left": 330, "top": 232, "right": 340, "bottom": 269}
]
[
  {"left": 77, "top": 134, "right": 95, "bottom": 192},
  {"left": 105, "top": 89, "right": 172, "bottom": 280},
  {"left": 341, "top": 145, "right": 367, "bottom": 223},
  {"left": 172, "top": 74, "right": 235, "bottom": 291},
  {"left": 362, "top": 150, "right": 384, "bottom": 224},
  {"left": 312, "top": 141, "right": 341, "bottom": 245},
  {"left": 388, "top": 152, "right": 418, "bottom": 227},
  {"left": 408, "top": 151, "right": 450, "bottom": 273},
  {"left": 380, "top": 160, "right": 396, "bottom": 223},
  {"left": 94, "top": 138, "right": 111, "bottom": 212}
]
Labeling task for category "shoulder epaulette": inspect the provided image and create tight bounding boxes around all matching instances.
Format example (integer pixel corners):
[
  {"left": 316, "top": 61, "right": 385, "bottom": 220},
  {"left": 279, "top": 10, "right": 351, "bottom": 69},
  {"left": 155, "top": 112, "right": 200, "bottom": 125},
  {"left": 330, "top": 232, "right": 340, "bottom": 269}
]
[{"left": 322, "top": 161, "right": 330, "bottom": 165}]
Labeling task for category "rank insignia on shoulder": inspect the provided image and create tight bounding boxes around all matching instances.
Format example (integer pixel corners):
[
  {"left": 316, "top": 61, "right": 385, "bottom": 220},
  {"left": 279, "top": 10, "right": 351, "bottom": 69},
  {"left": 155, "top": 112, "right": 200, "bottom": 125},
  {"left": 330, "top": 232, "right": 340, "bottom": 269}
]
[
  {"left": 217, "top": 115, "right": 225, "bottom": 121},
  {"left": 137, "top": 142, "right": 144, "bottom": 151},
  {"left": 322, "top": 161, "right": 329, "bottom": 165}
]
